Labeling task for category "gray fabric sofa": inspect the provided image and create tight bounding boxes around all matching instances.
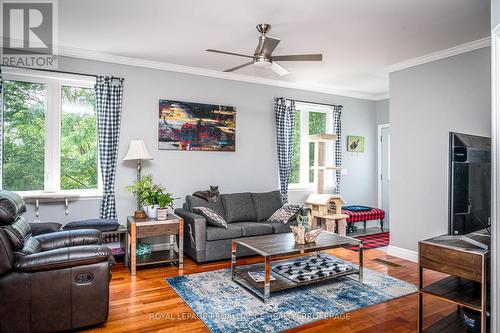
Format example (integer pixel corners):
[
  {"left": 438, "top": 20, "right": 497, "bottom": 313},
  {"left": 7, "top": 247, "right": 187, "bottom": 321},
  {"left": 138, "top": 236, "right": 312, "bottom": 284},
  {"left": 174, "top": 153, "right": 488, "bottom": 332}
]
[{"left": 174, "top": 190, "right": 293, "bottom": 263}]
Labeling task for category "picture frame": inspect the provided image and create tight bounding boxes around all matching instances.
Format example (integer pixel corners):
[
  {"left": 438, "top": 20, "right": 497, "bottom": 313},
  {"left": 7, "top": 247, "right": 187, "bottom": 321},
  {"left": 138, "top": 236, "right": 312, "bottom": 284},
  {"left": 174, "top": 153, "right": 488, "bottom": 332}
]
[
  {"left": 347, "top": 136, "right": 365, "bottom": 152},
  {"left": 158, "top": 100, "right": 236, "bottom": 151}
]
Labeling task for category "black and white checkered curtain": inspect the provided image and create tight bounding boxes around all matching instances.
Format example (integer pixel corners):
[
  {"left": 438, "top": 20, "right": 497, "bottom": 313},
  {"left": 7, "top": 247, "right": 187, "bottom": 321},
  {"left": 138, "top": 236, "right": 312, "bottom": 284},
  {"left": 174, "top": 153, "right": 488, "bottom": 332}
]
[
  {"left": 332, "top": 105, "right": 343, "bottom": 194},
  {"left": 95, "top": 76, "right": 124, "bottom": 220},
  {"left": 0, "top": 66, "right": 3, "bottom": 187},
  {"left": 274, "top": 97, "right": 295, "bottom": 203}
]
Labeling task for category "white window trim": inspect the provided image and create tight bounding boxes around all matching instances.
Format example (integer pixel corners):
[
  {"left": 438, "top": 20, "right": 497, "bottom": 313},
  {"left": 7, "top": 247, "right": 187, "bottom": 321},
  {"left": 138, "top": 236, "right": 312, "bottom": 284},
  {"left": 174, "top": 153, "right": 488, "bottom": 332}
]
[
  {"left": 289, "top": 102, "right": 334, "bottom": 189},
  {"left": 1, "top": 69, "right": 102, "bottom": 198}
]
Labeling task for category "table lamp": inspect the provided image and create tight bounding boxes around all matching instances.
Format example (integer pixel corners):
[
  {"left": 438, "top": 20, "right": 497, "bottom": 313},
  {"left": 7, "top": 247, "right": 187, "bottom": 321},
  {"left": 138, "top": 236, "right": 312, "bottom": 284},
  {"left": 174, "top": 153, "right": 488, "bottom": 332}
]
[{"left": 124, "top": 139, "right": 153, "bottom": 218}]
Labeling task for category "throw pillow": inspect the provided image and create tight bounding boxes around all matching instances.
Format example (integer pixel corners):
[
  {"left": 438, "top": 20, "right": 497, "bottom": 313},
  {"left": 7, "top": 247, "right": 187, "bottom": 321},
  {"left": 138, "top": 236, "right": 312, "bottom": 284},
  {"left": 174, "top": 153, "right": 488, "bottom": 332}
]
[
  {"left": 63, "top": 219, "right": 120, "bottom": 232},
  {"left": 193, "top": 207, "right": 228, "bottom": 228},
  {"left": 268, "top": 204, "right": 302, "bottom": 224}
]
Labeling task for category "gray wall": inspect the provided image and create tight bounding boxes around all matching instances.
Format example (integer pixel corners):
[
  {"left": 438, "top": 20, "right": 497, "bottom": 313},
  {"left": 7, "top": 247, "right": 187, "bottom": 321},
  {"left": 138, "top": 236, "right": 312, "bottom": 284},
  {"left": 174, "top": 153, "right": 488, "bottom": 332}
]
[
  {"left": 23, "top": 56, "right": 378, "bottom": 224},
  {"left": 375, "top": 99, "right": 390, "bottom": 125},
  {"left": 493, "top": 0, "right": 500, "bottom": 28},
  {"left": 389, "top": 47, "right": 491, "bottom": 252}
]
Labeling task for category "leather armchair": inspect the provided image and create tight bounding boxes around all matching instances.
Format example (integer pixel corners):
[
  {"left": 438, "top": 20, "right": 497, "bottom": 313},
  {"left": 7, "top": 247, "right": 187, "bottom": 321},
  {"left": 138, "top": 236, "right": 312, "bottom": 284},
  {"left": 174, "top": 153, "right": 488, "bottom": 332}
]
[{"left": 0, "top": 190, "right": 115, "bottom": 332}]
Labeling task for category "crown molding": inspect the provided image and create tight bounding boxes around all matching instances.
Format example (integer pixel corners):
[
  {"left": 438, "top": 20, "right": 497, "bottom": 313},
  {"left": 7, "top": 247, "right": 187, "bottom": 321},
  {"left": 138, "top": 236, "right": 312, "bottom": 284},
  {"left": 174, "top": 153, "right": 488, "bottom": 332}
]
[
  {"left": 56, "top": 45, "right": 382, "bottom": 101},
  {"left": 373, "top": 93, "right": 389, "bottom": 101},
  {"left": 386, "top": 37, "right": 491, "bottom": 73}
]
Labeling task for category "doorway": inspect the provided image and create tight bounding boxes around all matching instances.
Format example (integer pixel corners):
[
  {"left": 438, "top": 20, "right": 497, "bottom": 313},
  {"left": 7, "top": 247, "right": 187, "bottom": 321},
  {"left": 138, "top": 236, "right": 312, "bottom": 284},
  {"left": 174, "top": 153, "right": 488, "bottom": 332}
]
[{"left": 378, "top": 124, "right": 390, "bottom": 229}]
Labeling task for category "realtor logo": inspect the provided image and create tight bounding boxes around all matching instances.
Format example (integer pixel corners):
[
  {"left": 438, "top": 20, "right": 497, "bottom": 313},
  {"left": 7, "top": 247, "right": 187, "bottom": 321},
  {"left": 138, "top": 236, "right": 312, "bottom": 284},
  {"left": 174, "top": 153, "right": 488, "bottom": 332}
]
[{"left": 1, "top": 0, "right": 58, "bottom": 68}]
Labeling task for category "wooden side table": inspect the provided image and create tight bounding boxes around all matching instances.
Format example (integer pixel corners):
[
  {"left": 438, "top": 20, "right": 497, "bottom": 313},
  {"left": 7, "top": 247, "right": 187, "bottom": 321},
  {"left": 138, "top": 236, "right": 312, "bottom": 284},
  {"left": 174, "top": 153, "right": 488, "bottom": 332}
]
[
  {"left": 417, "top": 231, "right": 489, "bottom": 332},
  {"left": 127, "top": 214, "right": 184, "bottom": 276}
]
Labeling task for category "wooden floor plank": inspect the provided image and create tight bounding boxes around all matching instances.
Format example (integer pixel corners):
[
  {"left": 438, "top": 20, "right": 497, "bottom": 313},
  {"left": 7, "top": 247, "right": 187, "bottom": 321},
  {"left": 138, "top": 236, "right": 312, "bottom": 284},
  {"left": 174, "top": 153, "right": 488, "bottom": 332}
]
[{"left": 81, "top": 248, "right": 455, "bottom": 332}]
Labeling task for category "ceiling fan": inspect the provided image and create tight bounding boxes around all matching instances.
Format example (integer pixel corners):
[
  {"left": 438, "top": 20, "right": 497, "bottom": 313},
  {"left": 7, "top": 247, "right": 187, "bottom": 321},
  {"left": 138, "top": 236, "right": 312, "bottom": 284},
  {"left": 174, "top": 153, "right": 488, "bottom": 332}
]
[{"left": 206, "top": 24, "right": 323, "bottom": 76}]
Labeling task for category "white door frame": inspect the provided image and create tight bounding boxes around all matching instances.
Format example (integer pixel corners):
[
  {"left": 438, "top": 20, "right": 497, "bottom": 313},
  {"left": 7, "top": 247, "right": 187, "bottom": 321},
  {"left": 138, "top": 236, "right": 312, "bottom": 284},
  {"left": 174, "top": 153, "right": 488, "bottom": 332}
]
[
  {"left": 377, "top": 123, "right": 390, "bottom": 209},
  {"left": 491, "top": 23, "right": 500, "bottom": 333}
]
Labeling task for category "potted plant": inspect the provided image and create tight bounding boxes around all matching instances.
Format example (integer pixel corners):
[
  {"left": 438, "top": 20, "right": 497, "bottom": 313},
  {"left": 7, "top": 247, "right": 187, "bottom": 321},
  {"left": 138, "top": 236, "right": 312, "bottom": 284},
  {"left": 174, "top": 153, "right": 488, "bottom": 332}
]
[
  {"left": 156, "top": 192, "right": 174, "bottom": 220},
  {"left": 126, "top": 175, "right": 165, "bottom": 219}
]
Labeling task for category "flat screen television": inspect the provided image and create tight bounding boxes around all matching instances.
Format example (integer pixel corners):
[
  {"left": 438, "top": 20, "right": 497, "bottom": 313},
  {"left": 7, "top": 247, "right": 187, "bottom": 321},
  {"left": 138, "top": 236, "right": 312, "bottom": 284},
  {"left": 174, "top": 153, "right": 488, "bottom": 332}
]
[{"left": 448, "top": 132, "right": 491, "bottom": 235}]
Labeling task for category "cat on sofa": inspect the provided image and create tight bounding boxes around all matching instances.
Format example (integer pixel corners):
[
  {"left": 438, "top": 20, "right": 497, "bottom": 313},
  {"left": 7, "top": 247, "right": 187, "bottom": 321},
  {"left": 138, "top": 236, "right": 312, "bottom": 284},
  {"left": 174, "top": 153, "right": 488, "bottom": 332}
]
[{"left": 192, "top": 185, "right": 220, "bottom": 202}]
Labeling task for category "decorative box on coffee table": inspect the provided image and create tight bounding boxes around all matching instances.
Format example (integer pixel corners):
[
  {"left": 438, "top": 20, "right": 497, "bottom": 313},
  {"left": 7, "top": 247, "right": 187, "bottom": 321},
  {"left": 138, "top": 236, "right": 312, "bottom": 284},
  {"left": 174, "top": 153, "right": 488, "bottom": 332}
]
[{"left": 127, "top": 214, "right": 184, "bottom": 276}]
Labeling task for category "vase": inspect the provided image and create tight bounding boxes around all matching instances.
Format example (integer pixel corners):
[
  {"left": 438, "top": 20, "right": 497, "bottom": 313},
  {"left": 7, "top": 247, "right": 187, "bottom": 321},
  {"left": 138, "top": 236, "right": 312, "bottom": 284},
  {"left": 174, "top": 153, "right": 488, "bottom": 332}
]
[
  {"left": 144, "top": 205, "right": 160, "bottom": 219},
  {"left": 156, "top": 208, "right": 168, "bottom": 220}
]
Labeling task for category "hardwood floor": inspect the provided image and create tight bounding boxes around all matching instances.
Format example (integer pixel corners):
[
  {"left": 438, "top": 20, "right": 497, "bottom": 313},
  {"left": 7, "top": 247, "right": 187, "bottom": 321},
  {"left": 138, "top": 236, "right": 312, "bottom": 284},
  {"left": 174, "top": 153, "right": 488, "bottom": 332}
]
[{"left": 82, "top": 248, "right": 455, "bottom": 333}]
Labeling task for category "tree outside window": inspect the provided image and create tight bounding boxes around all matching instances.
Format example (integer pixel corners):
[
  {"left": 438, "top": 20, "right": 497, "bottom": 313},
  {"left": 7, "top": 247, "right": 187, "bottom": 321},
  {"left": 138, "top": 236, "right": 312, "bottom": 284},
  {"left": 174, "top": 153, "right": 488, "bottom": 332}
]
[{"left": 1, "top": 76, "right": 99, "bottom": 193}]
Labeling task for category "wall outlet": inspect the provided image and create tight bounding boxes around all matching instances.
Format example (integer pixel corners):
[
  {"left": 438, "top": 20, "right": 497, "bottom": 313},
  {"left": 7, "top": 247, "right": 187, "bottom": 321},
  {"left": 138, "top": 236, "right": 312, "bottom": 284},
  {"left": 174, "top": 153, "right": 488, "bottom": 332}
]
[{"left": 33, "top": 219, "right": 41, "bottom": 223}]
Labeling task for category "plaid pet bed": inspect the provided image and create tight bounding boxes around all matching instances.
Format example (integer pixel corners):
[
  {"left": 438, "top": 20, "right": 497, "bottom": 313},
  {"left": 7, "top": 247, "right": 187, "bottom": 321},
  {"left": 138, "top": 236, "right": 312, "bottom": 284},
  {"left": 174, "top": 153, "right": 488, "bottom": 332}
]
[
  {"left": 342, "top": 207, "right": 385, "bottom": 222},
  {"left": 348, "top": 232, "right": 389, "bottom": 252}
]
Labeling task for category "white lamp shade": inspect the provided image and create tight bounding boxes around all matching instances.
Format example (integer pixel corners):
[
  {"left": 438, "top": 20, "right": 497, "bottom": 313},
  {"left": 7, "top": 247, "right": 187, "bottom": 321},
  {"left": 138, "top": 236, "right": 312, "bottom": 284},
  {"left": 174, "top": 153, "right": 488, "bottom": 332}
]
[{"left": 123, "top": 139, "right": 153, "bottom": 161}]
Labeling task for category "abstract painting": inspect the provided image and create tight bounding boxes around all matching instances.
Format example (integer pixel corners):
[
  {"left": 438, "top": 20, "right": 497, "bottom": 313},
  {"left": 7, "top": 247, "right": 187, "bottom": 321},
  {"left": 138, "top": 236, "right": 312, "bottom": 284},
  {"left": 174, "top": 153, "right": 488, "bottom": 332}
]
[
  {"left": 347, "top": 136, "right": 365, "bottom": 152},
  {"left": 158, "top": 100, "right": 236, "bottom": 151}
]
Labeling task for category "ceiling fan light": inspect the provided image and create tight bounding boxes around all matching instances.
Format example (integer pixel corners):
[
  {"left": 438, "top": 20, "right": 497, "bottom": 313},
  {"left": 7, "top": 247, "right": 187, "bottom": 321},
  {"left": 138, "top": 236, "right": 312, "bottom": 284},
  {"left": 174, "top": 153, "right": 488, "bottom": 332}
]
[{"left": 254, "top": 60, "right": 272, "bottom": 68}]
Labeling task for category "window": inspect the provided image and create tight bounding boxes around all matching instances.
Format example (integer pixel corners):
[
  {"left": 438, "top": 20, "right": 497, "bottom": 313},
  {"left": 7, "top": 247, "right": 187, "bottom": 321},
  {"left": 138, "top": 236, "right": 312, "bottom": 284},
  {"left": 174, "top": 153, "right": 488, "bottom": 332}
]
[
  {"left": 290, "top": 102, "right": 333, "bottom": 188},
  {"left": 1, "top": 70, "right": 100, "bottom": 195}
]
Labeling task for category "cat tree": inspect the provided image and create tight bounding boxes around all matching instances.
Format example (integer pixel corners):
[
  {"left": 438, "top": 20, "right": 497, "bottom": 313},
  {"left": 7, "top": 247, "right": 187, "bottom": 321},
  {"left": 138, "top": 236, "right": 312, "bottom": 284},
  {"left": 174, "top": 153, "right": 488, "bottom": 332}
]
[{"left": 305, "top": 134, "right": 349, "bottom": 236}]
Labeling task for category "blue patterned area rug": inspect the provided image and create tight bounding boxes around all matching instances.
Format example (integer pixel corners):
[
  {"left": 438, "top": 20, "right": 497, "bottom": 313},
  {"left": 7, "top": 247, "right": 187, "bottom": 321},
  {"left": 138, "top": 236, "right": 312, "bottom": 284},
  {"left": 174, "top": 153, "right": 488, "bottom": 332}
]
[{"left": 166, "top": 255, "right": 416, "bottom": 333}]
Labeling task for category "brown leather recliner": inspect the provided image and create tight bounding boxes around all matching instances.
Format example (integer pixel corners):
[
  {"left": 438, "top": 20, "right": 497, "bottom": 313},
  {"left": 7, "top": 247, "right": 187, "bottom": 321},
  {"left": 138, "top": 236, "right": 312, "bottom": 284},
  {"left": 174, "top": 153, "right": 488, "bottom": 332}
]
[{"left": 0, "top": 190, "right": 115, "bottom": 332}]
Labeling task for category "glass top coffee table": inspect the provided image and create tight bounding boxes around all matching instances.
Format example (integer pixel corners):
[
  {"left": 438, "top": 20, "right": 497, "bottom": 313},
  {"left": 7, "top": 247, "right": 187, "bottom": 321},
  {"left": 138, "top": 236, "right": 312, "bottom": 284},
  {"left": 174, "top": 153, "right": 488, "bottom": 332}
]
[{"left": 231, "top": 231, "right": 363, "bottom": 302}]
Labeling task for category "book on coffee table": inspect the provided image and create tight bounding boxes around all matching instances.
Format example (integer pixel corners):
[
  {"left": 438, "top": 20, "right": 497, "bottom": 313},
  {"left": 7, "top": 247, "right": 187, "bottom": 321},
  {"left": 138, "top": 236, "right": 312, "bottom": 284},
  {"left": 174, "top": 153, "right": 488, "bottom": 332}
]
[{"left": 247, "top": 271, "right": 276, "bottom": 283}]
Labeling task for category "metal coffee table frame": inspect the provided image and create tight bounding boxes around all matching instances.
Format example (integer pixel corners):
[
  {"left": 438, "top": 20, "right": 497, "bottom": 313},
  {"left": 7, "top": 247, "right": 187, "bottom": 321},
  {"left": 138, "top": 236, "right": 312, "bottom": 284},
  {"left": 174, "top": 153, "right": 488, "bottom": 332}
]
[{"left": 231, "top": 232, "right": 363, "bottom": 302}]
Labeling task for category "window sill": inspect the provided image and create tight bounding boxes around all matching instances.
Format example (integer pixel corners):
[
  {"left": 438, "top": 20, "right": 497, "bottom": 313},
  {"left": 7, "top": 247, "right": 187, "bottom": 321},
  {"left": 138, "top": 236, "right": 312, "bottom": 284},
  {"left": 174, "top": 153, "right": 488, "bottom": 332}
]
[
  {"left": 18, "top": 190, "right": 103, "bottom": 201},
  {"left": 289, "top": 185, "right": 314, "bottom": 191},
  {"left": 288, "top": 185, "right": 336, "bottom": 192}
]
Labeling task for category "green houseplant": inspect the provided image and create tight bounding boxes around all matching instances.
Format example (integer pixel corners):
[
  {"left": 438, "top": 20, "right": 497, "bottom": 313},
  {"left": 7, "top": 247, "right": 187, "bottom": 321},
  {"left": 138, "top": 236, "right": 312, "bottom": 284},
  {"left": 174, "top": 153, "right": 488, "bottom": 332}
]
[
  {"left": 156, "top": 192, "right": 174, "bottom": 220},
  {"left": 125, "top": 175, "right": 165, "bottom": 219}
]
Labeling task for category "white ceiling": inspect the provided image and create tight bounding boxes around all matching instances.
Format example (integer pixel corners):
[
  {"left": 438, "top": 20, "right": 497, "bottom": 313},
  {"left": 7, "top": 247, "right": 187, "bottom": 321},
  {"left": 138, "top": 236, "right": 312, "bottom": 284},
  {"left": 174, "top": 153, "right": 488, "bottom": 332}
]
[{"left": 59, "top": 0, "right": 490, "bottom": 97}]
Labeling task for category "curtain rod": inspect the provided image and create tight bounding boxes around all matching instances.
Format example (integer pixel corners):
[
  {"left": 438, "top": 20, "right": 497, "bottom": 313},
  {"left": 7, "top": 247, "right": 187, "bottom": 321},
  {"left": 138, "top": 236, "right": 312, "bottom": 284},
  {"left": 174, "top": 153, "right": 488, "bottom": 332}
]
[
  {"left": 277, "top": 97, "right": 340, "bottom": 108},
  {"left": 3, "top": 66, "right": 124, "bottom": 81}
]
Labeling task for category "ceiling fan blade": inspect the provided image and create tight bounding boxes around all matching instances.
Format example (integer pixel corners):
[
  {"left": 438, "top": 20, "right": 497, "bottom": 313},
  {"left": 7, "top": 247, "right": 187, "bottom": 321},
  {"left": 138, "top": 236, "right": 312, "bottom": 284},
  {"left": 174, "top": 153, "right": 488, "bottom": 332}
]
[
  {"left": 254, "top": 36, "right": 280, "bottom": 57},
  {"left": 272, "top": 54, "right": 323, "bottom": 61},
  {"left": 270, "top": 62, "right": 290, "bottom": 76},
  {"left": 224, "top": 61, "right": 254, "bottom": 72},
  {"left": 206, "top": 49, "right": 254, "bottom": 59}
]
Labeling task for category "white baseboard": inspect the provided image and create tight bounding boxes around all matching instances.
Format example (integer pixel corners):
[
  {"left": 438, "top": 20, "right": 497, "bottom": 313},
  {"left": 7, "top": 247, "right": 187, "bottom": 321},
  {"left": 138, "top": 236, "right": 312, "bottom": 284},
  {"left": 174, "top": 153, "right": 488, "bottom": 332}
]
[{"left": 387, "top": 245, "right": 418, "bottom": 262}]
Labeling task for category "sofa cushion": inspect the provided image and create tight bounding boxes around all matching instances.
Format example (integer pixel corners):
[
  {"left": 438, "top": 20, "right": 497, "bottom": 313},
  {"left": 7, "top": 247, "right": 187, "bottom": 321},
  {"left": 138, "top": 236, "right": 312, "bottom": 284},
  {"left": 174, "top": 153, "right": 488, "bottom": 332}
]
[
  {"left": 192, "top": 207, "right": 227, "bottom": 228},
  {"left": 220, "top": 193, "right": 257, "bottom": 223},
  {"left": 265, "top": 222, "right": 292, "bottom": 234},
  {"left": 3, "top": 215, "right": 32, "bottom": 251},
  {"left": 232, "top": 222, "right": 273, "bottom": 237},
  {"left": 186, "top": 195, "right": 225, "bottom": 218},
  {"left": 206, "top": 224, "right": 242, "bottom": 241},
  {"left": 251, "top": 191, "right": 283, "bottom": 221}
]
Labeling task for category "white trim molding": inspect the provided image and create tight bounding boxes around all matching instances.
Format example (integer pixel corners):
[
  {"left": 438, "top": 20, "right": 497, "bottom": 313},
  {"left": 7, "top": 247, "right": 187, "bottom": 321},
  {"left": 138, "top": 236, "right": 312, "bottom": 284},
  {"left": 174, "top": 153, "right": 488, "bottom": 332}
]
[
  {"left": 386, "top": 245, "right": 418, "bottom": 263},
  {"left": 490, "top": 23, "right": 500, "bottom": 333},
  {"left": 57, "top": 45, "right": 380, "bottom": 101},
  {"left": 377, "top": 124, "right": 390, "bottom": 209},
  {"left": 386, "top": 37, "right": 490, "bottom": 73}
]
